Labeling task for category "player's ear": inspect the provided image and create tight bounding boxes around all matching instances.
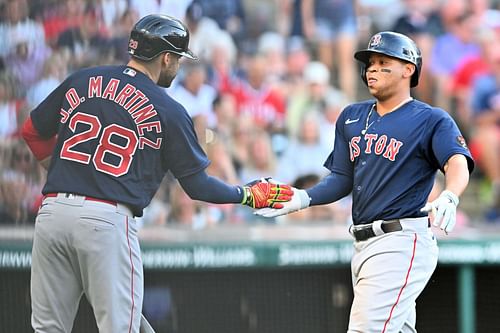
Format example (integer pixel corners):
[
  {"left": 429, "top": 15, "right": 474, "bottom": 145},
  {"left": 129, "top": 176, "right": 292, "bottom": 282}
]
[
  {"left": 161, "top": 52, "right": 170, "bottom": 66},
  {"left": 403, "top": 63, "right": 416, "bottom": 79}
]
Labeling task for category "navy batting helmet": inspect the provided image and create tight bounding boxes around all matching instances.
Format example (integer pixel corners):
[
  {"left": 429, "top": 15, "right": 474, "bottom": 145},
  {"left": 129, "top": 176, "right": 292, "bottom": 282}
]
[
  {"left": 128, "top": 14, "right": 197, "bottom": 61},
  {"left": 354, "top": 31, "right": 422, "bottom": 87}
]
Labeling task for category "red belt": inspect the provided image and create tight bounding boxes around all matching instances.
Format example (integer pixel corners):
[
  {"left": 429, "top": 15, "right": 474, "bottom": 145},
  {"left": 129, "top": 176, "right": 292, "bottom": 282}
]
[{"left": 44, "top": 193, "right": 117, "bottom": 206}]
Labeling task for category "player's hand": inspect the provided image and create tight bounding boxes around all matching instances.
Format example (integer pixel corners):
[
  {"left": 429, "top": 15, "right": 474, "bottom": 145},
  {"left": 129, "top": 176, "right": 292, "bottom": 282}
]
[
  {"left": 241, "top": 178, "right": 293, "bottom": 209},
  {"left": 420, "top": 190, "right": 459, "bottom": 234},
  {"left": 254, "top": 187, "right": 311, "bottom": 218}
]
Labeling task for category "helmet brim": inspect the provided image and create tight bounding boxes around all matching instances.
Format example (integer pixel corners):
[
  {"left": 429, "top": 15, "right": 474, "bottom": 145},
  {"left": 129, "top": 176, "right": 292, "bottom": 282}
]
[
  {"left": 354, "top": 49, "right": 392, "bottom": 64},
  {"left": 170, "top": 49, "right": 198, "bottom": 60}
]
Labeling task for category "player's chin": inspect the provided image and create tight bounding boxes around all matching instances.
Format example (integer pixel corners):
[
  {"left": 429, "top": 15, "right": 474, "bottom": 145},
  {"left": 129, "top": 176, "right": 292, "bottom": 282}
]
[
  {"left": 367, "top": 85, "right": 379, "bottom": 95},
  {"left": 157, "top": 78, "right": 173, "bottom": 88},
  {"left": 367, "top": 79, "right": 379, "bottom": 90},
  {"left": 157, "top": 73, "right": 176, "bottom": 88}
]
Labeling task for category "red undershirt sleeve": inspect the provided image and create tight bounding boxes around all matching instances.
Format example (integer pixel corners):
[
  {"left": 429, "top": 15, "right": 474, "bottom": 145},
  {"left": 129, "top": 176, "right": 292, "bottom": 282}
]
[{"left": 21, "top": 116, "right": 57, "bottom": 161}]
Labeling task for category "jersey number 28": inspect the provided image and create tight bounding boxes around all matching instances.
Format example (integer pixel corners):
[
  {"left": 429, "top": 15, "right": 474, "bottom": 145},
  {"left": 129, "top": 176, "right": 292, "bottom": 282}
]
[{"left": 60, "top": 113, "right": 138, "bottom": 177}]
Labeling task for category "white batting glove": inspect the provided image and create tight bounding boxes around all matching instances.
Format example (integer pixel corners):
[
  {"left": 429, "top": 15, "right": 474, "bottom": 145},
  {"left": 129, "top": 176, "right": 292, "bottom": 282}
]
[
  {"left": 254, "top": 187, "right": 311, "bottom": 218},
  {"left": 420, "top": 190, "right": 459, "bottom": 234}
]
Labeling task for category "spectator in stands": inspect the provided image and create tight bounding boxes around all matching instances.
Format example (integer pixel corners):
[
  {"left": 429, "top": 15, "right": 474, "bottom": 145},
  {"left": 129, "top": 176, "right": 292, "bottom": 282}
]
[
  {"left": 56, "top": 5, "right": 110, "bottom": 69},
  {"left": 256, "top": 32, "right": 288, "bottom": 85},
  {"left": 205, "top": 27, "right": 239, "bottom": 92},
  {"left": 26, "top": 51, "right": 68, "bottom": 109},
  {"left": 283, "top": 36, "right": 311, "bottom": 87},
  {"left": 107, "top": 8, "right": 140, "bottom": 64},
  {"left": 450, "top": 25, "right": 498, "bottom": 131},
  {"left": 168, "top": 60, "right": 218, "bottom": 145},
  {"left": 167, "top": 180, "right": 206, "bottom": 229},
  {"left": 139, "top": 179, "right": 170, "bottom": 228},
  {"left": 392, "top": 0, "right": 442, "bottom": 38},
  {"left": 301, "top": 0, "right": 358, "bottom": 100},
  {"left": 99, "top": 0, "right": 129, "bottom": 32},
  {"left": 204, "top": 140, "right": 241, "bottom": 224},
  {"left": 357, "top": 0, "right": 404, "bottom": 35},
  {"left": 39, "top": 0, "right": 87, "bottom": 47},
  {"left": 0, "top": 73, "right": 24, "bottom": 138},
  {"left": 469, "top": 33, "right": 500, "bottom": 222},
  {"left": 228, "top": 114, "right": 256, "bottom": 176},
  {"left": 212, "top": 93, "right": 238, "bottom": 144},
  {"left": 129, "top": 0, "right": 192, "bottom": 24},
  {"left": 239, "top": 129, "right": 279, "bottom": 184},
  {"left": 197, "top": 0, "right": 246, "bottom": 44},
  {"left": 0, "top": 138, "right": 44, "bottom": 224},
  {"left": 318, "top": 90, "right": 350, "bottom": 149},
  {"left": 278, "top": 112, "right": 331, "bottom": 184},
  {"left": 3, "top": 30, "right": 52, "bottom": 91},
  {"left": 430, "top": 4, "right": 481, "bottom": 110},
  {"left": 229, "top": 53, "right": 287, "bottom": 134},
  {"left": 286, "top": 61, "right": 347, "bottom": 138},
  {"left": 184, "top": 1, "right": 236, "bottom": 64},
  {"left": 392, "top": 0, "right": 443, "bottom": 103},
  {"left": 0, "top": 0, "right": 46, "bottom": 64}
]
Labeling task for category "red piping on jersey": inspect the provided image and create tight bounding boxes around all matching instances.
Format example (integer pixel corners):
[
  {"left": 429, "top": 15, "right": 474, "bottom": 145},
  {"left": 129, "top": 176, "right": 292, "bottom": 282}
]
[
  {"left": 381, "top": 233, "right": 417, "bottom": 333},
  {"left": 21, "top": 116, "right": 57, "bottom": 161},
  {"left": 126, "top": 216, "right": 135, "bottom": 333}
]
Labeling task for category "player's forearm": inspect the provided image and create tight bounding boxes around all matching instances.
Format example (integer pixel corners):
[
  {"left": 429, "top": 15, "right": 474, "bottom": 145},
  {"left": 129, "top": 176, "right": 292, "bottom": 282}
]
[
  {"left": 178, "top": 171, "right": 243, "bottom": 204},
  {"left": 443, "top": 154, "right": 470, "bottom": 197},
  {"left": 306, "top": 172, "right": 352, "bottom": 206}
]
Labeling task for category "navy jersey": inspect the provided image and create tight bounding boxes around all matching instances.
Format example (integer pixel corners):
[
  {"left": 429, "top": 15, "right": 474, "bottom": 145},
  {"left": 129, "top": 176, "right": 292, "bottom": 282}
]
[
  {"left": 324, "top": 99, "right": 474, "bottom": 224},
  {"left": 30, "top": 65, "right": 210, "bottom": 216}
]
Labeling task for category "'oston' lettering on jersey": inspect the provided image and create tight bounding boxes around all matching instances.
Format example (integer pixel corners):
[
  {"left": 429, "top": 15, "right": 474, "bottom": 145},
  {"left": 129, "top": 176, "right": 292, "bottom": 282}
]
[
  {"left": 349, "top": 134, "right": 403, "bottom": 162},
  {"left": 59, "top": 76, "right": 162, "bottom": 150}
]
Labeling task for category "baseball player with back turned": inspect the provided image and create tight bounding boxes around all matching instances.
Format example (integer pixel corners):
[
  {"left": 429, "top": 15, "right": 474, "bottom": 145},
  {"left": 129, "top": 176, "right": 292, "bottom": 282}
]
[
  {"left": 257, "top": 31, "right": 474, "bottom": 332},
  {"left": 21, "top": 14, "right": 292, "bottom": 333}
]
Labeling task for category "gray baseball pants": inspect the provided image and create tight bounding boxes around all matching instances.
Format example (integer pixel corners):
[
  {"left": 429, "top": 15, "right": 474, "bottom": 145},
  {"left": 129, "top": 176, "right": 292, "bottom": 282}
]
[{"left": 31, "top": 193, "right": 143, "bottom": 332}]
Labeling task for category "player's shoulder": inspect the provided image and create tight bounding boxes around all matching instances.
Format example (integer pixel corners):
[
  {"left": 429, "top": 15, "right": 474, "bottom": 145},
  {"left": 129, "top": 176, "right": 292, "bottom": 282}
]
[
  {"left": 75, "top": 64, "right": 118, "bottom": 75},
  {"left": 411, "top": 99, "right": 452, "bottom": 121},
  {"left": 157, "top": 90, "right": 191, "bottom": 121},
  {"left": 65, "top": 65, "right": 124, "bottom": 83}
]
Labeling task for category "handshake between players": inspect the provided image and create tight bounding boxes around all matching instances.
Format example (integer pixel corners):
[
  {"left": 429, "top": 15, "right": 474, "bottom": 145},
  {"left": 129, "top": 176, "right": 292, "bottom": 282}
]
[{"left": 242, "top": 178, "right": 311, "bottom": 215}]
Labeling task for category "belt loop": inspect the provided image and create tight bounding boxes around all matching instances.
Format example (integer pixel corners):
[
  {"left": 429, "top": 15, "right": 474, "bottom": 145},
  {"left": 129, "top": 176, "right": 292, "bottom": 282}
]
[
  {"left": 372, "top": 220, "right": 384, "bottom": 236},
  {"left": 349, "top": 224, "right": 354, "bottom": 236}
]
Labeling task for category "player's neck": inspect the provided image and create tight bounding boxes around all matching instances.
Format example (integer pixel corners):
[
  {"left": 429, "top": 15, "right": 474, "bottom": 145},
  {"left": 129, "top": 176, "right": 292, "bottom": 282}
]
[
  {"left": 127, "top": 60, "right": 159, "bottom": 84},
  {"left": 376, "top": 95, "right": 413, "bottom": 116}
]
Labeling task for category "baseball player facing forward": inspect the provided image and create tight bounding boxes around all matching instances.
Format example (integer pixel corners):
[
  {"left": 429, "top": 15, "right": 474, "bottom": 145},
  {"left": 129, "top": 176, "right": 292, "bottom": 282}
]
[
  {"left": 21, "top": 14, "right": 291, "bottom": 333},
  {"left": 257, "top": 31, "right": 474, "bottom": 332}
]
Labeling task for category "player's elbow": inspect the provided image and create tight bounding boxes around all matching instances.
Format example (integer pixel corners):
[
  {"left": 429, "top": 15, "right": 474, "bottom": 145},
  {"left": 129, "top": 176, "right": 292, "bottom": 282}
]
[{"left": 180, "top": 184, "right": 210, "bottom": 202}]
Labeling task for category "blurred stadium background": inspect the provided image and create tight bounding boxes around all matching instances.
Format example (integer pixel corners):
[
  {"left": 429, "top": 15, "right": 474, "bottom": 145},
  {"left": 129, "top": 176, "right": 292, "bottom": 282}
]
[{"left": 1, "top": 0, "right": 500, "bottom": 332}]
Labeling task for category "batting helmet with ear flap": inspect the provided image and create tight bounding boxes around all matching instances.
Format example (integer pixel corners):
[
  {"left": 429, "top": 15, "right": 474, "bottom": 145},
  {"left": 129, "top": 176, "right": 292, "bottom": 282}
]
[
  {"left": 128, "top": 14, "right": 197, "bottom": 61},
  {"left": 354, "top": 31, "right": 422, "bottom": 87}
]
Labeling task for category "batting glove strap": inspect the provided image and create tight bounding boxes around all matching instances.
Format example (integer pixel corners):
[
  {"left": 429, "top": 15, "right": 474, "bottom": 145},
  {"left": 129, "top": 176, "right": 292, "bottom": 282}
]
[
  {"left": 440, "top": 190, "right": 459, "bottom": 206},
  {"left": 421, "top": 190, "right": 459, "bottom": 234},
  {"left": 254, "top": 188, "right": 311, "bottom": 218}
]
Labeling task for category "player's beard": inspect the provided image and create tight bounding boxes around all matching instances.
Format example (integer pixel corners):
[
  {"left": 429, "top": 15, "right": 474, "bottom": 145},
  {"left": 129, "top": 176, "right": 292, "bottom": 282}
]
[{"left": 157, "top": 61, "right": 178, "bottom": 88}]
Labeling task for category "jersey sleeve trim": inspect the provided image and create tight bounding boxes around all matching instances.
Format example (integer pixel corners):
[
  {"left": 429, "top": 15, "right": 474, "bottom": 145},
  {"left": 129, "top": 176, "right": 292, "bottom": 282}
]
[
  {"left": 173, "top": 159, "right": 211, "bottom": 179},
  {"left": 440, "top": 151, "right": 475, "bottom": 174}
]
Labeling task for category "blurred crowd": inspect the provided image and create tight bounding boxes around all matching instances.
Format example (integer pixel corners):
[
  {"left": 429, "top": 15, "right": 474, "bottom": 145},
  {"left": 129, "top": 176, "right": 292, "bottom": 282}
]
[{"left": 0, "top": 0, "right": 499, "bottom": 228}]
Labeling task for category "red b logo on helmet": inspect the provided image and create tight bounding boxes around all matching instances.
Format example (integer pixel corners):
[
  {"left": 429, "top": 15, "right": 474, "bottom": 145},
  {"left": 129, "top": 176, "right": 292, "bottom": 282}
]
[
  {"left": 129, "top": 39, "right": 138, "bottom": 50},
  {"left": 369, "top": 34, "right": 382, "bottom": 47}
]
